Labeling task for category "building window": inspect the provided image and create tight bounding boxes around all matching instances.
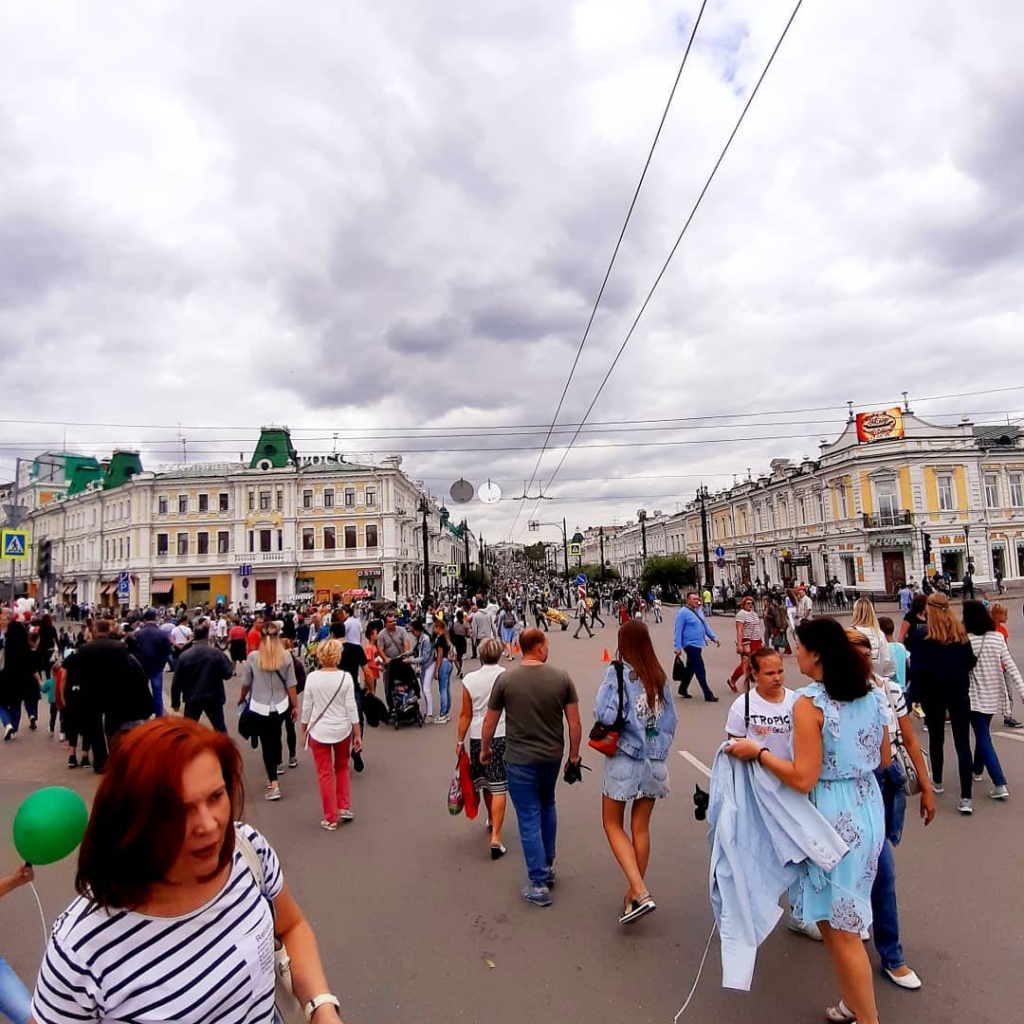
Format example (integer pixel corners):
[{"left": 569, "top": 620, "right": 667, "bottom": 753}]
[
  {"left": 817, "top": 491, "right": 826, "bottom": 523},
  {"left": 248, "top": 531, "right": 254, "bottom": 553},
  {"left": 157, "top": 533, "right": 168, "bottom": 555},
  {"left": 126, "top": 537, "right": 130, "bottom": 559},
  {"left": 365, "top": 487, "right": 376, "bottom": 507},
  {"left": 324, "top": 489, "right": 334, "bottom": 508},
  {"left": 303, "top": 528, "right": 315, "bottom": 551},
  {"left": 796, "top": 496, "right": 806, "bottom": 526},
  {"left": 837, "top": 484, "right": 849, "bottom": 520},
  {"left": 275, "top": 488, "right": 284, "bottom": 511},
  {"left": 259, "top": 491, "right": 271, "bottom": 511},
  {"left": 198, "top": 494, "right": 209, "bottom": 513},
  {"left": 345, "top": 488, "right": 355, "bottom": 508},
  {"left": 178, "top": 494, "right": 188, "bottom": 514},
  {"left": 302, "top": 489, "right": 313, "bottom": 509},
  {"left": 217, "top": 531, "right": 230, "bottom": 554},
  {"left": 158, "top": 496, "right": 168, "bottom": 515},
  {"left": 1010, "top": 472, "right": 1024, "bottom": 508},
  {"left": 197, "top": 531, "right": 209, "bottom": 555},
  {"left": 937, "top": 474, "right": 954, "bottom": 511},
  {"left": 119, "top": 538, "right": 124, "bottom": 560},
  {"left": 876, "top": 478, "right": 898, "bottom": 522},
  {"left": 277, "top": 529, "right": 283, "bottom": 551},
  {"left": 324, "top": 526, "right": 336, "bottom": 550},
  {"left": 345, "top": 525, "right": 357, "bottom": 549},
  {"left": 219, "top": 492, "right": 229, "bottom": 512},
  {"left": 984, "top": 473, "right": 999, "bottom": 509},
  {"left": 248, "top": 490, "right": 255, "bottom": 512},
  {"left": 365, "top": 524, "right": 378, "bottom": 548},
  {"left": 259, "top": 529, "right": 272, "bottom": 553},
  {"left": 177, "top": 533, "right": 189, "bottom": 556}
]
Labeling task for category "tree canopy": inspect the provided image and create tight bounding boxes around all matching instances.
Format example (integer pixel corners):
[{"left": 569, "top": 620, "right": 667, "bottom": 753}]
[{"left": 640, "top": 555, "right": 696, "bottom": 598}]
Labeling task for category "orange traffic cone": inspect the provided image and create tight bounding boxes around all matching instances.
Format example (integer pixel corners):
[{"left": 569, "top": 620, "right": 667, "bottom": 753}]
[
  {"left": 601, "top": 648, "right": 611, "bottom": 662},
  {"left": 513, "top": 641, "right": 521, "bottom": 654}
]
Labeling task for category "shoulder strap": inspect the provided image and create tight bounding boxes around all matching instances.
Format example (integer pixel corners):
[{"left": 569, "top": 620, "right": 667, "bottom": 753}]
[
  {"left": 235, "top": 825, "right": 265, "bottom": 891},
  {"left": 744, "top": 687, "right": 750, "bottom": 730},
  {"left": 307, "top": 673, "right": 348, "bottom": 735},
  {"left": 612, "top": 660, "right": 626, "bottom": 725}
]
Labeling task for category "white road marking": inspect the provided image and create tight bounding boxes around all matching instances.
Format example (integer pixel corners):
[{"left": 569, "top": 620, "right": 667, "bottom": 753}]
[
  {"left": 994, "top": 731, "right": 1024, "bottom": 744},
  {"left": 678, "top": 750, "right": 712, "bottom": 777}
]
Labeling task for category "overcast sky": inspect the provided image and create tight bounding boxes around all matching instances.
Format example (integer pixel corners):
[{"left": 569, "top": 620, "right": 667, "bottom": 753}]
[{"left": 2, "top": 1, "right": 1022, "bottom": 545}]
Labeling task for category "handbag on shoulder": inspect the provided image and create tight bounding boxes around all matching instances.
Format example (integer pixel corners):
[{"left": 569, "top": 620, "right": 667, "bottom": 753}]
[{"left": 588, "top": 660, "right": 626, "bottom": 757}]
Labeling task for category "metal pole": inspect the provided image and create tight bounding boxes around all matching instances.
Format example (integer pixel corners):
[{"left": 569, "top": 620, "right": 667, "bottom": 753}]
[
  {"left": 699, "top": 486, "right": 712, "bottom": 589},
  {"left": 8, "top": 458, "right": 20, "bottom": 601},
  {"left": 420, "top": 502, "right": 431, "bottom": 609},
  {"left": 463, "top": 523, "right": 470, "bottom": 583},
  {"left": 599, "top": 527, "right": 605, "bottom": 581},
  {"left": 562, "top": 517, "right": 570, "bottom": 594}
]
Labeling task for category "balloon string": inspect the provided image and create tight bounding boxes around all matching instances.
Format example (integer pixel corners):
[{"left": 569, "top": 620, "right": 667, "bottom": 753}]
[
  {"left": 29, "top": 881, "right": 48, "bottom": 953},
  {"left": 672, "top": 922, "right": 717, "bottom": 1023}
]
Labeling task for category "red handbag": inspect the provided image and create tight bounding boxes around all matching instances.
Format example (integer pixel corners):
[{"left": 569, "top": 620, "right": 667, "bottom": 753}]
[
  {"left": 588, "top": 661, "right": 626, "bottom": 756},
  {"left": 458, "top": 747, "right": 480, "bottom": 819}
]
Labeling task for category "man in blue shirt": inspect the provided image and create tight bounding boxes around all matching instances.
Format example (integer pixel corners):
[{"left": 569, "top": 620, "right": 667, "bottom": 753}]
[{"left": 673, "top": 591, "right": 720, "bottom": 702}]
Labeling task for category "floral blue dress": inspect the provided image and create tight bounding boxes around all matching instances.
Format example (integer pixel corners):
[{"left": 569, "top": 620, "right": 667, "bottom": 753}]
[{"left": 789, "top": 682, "right": 888, "bottom": 933}]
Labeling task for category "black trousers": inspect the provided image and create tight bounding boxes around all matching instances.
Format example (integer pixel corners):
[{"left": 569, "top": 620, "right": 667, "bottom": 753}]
[
  {"left": 255, "top": 711, "right": 285, "bottom": 783},
  {"left": 184, "top": 698, "right": 228, "bottom": 733},
  {"left": 921, "top": 682, "right": 973, "bottom": 799}
]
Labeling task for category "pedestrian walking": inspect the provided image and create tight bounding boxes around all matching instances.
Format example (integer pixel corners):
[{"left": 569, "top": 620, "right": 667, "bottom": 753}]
[
  {"left": 481, "top": 629, "right": 582, "bottom": 907},
  {"left": 673, "top": 591, "right": 720, "bottom": 702},
  {"left": 409, "top": 620, "right": 436, "bottom": 722},
  {"left": 499, "top": 600, "right": 519, "bottom": 659},
  {"left": 457, "top": 638, "right": 508, "bottom": 858},
  {"left": 851, "top": 598, "right": 897, "bottom": 679},
  {"left": 990, "top": 603, "right": 1022, "bottom": 727},
  {"left": 595, "top": 621, "right": 677, "bottom": 924},
  {"left": 301, "top": 638, "right": 361, "bottom": 830},
  {"left": 433, "top": 617, "right": 454, "bottom": 724},
  {"left": 0, "top": 618, "right": 41, "bottom": 739},
  {"left": 728, "top": 595, "right": 764, "bottom": 693},
  {"left": 573, "top": 593, "right": 594, "bottom": 639},
  {"left": 239, "top": 622, "right": 299, "bottom": 802},
  {"left": 170, "top": 623, "right": 233, "bottom": 732},
  {"left": 126, "top": 609, "right": 171, "bottom": 716}
]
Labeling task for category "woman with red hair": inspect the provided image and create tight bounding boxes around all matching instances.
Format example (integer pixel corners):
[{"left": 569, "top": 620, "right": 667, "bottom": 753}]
[{"left": 31, "top": 718, "right": 345, "bottom": 1024}]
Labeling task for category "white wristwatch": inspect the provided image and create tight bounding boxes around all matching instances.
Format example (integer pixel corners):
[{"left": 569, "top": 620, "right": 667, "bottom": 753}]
[{"left": 305, "top": 993, "right": 340, "bottom": 1020}]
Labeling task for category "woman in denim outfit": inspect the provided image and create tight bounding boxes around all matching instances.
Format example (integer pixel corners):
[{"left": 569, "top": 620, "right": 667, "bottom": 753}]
[{"left": 594, "top": 620, "right": 677, "bottom": 924}]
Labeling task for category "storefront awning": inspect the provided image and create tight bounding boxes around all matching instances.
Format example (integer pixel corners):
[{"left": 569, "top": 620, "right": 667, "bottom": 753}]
[
  {"left": 100, "top": 582, "right": 116, "bottom": 595},
  {"left": 61, "top": 583, "right": 77, "bottom": 595},
  {"left": 151, "top": 579, "right": 174, "bottom": 595}
]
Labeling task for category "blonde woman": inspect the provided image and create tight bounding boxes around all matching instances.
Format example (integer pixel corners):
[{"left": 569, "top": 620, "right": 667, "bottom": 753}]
[
  {"left": 239, "top": 622, "right": 299, "bottom": 801},
  {"left": 910, "top": 594, "right": 977, "bottom": 813},
  {"left": 301, "top": 639, "right": 361, "bottom": 830},
  {"left": 851, "top": 598, "right": 896, "bottom": 679}
]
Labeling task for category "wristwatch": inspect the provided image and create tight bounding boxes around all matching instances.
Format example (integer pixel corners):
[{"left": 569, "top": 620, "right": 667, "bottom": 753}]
[{"left": 305, "top": 993, "right": 341, "bottom": 1020}]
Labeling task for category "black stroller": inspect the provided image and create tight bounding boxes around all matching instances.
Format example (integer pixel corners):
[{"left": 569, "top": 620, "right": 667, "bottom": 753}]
[{"left": 385, "top": 657, "right": 424, "bottom": 729}]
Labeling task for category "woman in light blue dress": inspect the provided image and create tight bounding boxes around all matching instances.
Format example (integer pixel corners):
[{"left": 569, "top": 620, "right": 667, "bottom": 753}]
[{"left": 727, "top": 617, "right": 890, "bottom": 1024}]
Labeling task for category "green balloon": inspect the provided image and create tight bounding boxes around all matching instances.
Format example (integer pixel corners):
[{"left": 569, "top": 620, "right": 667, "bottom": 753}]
[{"left": 13, "top": 787, "right": 89, "bottom": 865}]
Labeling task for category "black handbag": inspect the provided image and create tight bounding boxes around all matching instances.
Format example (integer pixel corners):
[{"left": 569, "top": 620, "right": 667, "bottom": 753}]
[{"left": 672, "top": 655, "right": 686, "bottom": 682}]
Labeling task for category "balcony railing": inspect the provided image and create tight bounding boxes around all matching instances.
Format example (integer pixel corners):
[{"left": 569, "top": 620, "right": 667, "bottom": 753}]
[{"left": 862, "top": 510, "right": 913, "bottom": 529}]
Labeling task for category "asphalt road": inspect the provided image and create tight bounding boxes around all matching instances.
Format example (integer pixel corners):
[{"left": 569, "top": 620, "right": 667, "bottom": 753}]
[{"left": 3, "top": 603, "right": 1024, "bottom": 1024}]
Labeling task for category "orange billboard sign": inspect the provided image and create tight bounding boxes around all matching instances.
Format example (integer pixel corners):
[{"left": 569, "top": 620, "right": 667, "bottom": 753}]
[{"left": 856, "top": 407, "right": 905, "bottom": 443}]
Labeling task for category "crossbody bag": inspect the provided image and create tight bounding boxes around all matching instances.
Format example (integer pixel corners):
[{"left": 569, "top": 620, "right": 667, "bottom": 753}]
[
  {"left": 303, "top": 672, "right": 348, "bottom": 750},
  {"left": 882, "top": 682, "right": 921, "bottom": 796},
  {"left": 588, "top": 660, "right": 626, "bottom": 756}
]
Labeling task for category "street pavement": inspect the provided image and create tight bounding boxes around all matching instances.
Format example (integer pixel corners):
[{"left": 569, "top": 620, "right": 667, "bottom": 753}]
[{"left": 3, "top": 602, "right": 1024, "bottom": 1023}]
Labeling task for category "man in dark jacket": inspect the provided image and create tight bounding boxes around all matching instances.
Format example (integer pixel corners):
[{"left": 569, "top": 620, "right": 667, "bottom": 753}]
[
  {"left": 63, "top": 618, "right": 152, "bottom": 773},
  {"left": 127, "top": 608, "right": 173, "bottom": 717},
  {"left": 171, "top": 623, "right": 233, "bottom": 732}
]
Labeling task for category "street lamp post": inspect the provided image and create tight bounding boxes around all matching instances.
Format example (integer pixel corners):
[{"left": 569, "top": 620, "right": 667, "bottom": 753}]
[
  {"left": 572, "top": 527, "right": 584, "bottom": 570},
  {"left": 697, "top": 485, "right": 712, "bottom": 588},
  {"left": 964, "top": 524, "right": 973, "bottom": 572},
  {"left": 637, "top": 509, "right": 648, "bottom": 564},
  {"left": 418, "top": 497, "right": 432, "bottom": 610},
  {"left": 599, "top": 526, "right": 605, "bottom": 581},
  {"left": 460, "top": 519, "right": 470, "bottom": 586}
]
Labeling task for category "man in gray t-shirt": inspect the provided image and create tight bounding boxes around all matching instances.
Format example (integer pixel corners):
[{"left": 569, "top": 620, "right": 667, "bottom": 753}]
[
  {"left": 482, "top": 628, "right": 581, "bottom": 907},
  {"left": 377, "top": 614, "right": 410, "bottom": 662}
]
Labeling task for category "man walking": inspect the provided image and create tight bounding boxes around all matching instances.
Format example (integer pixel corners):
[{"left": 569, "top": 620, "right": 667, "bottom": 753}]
[
  {"left": 481, "top": 629, "right": 582, "bottom": 907},
  {"left": 170, "top": 623, "right": 233, "bottom": 732},
  {"left": 573, "top": 592, "right": 594, "bottom": 639},
  {"left": 589, "top": 594, "right": 606, "bottom": 630},
  {"left": 470, "top": 599, "right": 495, "bottom": 659},
  {"left": 128, "top": 608, "right": 172, "bottom": 716},
  {"left": 673, "top": 591, "right": 720, "bottom": 702}
]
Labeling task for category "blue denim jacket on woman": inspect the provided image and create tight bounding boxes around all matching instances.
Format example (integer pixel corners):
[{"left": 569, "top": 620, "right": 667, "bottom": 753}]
[{"left": 594, "top": 660, "right": 677, "bottom": 760}]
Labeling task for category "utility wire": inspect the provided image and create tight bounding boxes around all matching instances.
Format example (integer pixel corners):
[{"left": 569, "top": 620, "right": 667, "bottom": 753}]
[
  {"left": 520, "top": 0, "right": 807, "bottom": 539},
  {"left": 510, "top": 0, "right": 712, "bottom": 539}
]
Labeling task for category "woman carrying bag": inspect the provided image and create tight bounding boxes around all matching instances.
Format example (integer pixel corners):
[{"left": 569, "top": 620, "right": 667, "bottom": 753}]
[
  {"left": 240, "top": 622, "right": 299, "bottom": 802},
  {"left": 592, "top": 620, "right": 677, "bottom": 925},
  {"left": 300, "top": 639, "right": 361, "bottom": 831}
]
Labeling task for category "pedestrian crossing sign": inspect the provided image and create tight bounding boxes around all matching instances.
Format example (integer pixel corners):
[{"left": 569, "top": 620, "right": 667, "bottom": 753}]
[{"left": 1, "top": 530, "right": 28, "bottom": 560}]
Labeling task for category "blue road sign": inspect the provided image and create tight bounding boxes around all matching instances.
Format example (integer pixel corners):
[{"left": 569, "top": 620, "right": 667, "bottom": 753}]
[
  {"left": 716, "top": 557, "right": 727, "bottom": 568},
  {"left": 714, "top": 546, "right": 726, "bottom": 558},
  {"left": 575, "top": 573, "right": 587, "bottom": 586},
  {"left": 1, "top": 530, "right": 28, "bottom": 559},
  {"left": 239, "top": 564, "right": 252, "bottom": 578}
]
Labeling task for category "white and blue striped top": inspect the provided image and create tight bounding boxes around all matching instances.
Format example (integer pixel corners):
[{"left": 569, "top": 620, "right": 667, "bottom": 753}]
[{"left": 32, "top": 824, "right": 283, "bottom": 1024}]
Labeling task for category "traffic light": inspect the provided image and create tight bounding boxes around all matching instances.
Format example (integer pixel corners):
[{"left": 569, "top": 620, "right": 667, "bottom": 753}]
[
  {"left": 37, "top": 539, "right": 52, "bottom": 578},
  {"left": 922, "top": 532, "right": 932, "bottom": 567}
]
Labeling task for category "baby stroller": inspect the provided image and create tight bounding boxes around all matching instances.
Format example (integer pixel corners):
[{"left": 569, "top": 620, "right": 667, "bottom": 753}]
[{"left": 385, "top": 657, "right": 424, "bottom": 729}]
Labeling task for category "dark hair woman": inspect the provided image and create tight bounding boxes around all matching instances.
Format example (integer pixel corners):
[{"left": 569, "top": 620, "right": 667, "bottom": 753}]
[
  {"left": 594, "top": 620, "right": 677, "bottom": 925},
  {"left": 32, "top": 718, "right": 345, "bottom": 1024},
  {"left": 0, "top": 619, "right": 41, "bottom": 738},
  {"left": 727, "top": 617, "right": 890, "bottom": 1024}
]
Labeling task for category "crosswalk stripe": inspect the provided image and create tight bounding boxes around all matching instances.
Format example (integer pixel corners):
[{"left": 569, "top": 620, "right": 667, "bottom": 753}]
[
  {"left": 994, "top": 731, "right": 1024, "bottom": 744},
  {"left": 678, "top": 750, "right": 712, "bottom": 777}
]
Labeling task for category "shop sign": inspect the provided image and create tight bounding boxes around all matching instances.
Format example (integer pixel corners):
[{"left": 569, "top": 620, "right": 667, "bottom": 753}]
[{"left": 856, "top": 407, "right": 905, "bottom": 443}]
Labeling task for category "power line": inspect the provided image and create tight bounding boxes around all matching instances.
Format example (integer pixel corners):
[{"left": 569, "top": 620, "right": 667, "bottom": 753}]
[
  {"left": 510, "top": 0, "right": 712, "bottom": 539},
  {"left": 523, "top": 0, "right": 809, "bottom": 541}
]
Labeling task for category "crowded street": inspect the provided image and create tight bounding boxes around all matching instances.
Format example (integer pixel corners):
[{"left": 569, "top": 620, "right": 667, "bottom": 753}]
[{"left": 2, "top": 600, "right": 1020, "bottom": 1024}]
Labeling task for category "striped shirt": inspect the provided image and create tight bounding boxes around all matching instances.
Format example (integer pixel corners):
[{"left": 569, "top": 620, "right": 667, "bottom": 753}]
[
  {"left": 734, "top": 609, "right": 764, "bottom": 642},
  {"left": 32, "top": 824, "right": 283, "bottom": 1024},
  {"left": 968, "top": 632, "right": 1024, "bottom": 715}
]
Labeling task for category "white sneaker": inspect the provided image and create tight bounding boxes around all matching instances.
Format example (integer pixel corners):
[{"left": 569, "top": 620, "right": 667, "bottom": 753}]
[
  {"left": 787, "top": 918, "right": 822, "bottom": 941},
  {"left": 973, "top": 773, "right": 984, "bottom": 782},
  {"left": 957, "top": 798, "right": 973, "bottom": 814},
  {"left": 860, "top": 928, "right": 871, "bottom": 941},
  {"left": 884, "top": 966, "right": 922, "bottom": 990},
  {"left": 989, "top": 785, "right": 1010, "bottom": 800}
]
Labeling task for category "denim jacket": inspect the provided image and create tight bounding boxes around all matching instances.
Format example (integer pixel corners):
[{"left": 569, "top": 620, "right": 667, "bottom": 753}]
[{"left": 593, "top": 660, "right": 677, "bottom": 760}]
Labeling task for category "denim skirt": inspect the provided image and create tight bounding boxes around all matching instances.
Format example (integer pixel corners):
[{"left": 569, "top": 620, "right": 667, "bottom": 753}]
[{"left": 602, "top": 751, "right": 669, "bottom": 801}]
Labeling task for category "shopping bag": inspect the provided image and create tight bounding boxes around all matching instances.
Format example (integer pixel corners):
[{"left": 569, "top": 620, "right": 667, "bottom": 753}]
[{"left": 458, "top": 747, "right": 480, "bottom": 820}]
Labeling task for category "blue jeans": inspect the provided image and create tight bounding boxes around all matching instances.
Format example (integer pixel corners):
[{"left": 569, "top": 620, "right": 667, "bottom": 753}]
[
  {"left": 150, "top": 669, "right": 165, "bottom": 717},
  {"left": 870, "top": 840, "right": 904, "bottom": 971},
  {"left": 970, "top": 712, "right": 1007, "bottom": 786},
  {"left": 681, "top": 646, "right": 714, "bottom": 700},
  {"left": 0, "top": 955, "right": 32, "bottom": 1024},
  {"left": 438, "top": 659, "right": 452, "bottom": 717},
  {"left": 506, "top": 760, "right": 560, "bottom": 886}
]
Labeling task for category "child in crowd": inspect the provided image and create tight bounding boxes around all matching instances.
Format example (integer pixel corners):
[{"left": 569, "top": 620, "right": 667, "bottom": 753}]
[{"left": 877, "top": 616, "right": 908, "bottom": 691}]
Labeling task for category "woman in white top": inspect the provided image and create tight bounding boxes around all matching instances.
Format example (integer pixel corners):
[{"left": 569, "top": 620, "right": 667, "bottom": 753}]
[
  {"left": 963, "top": 601, "right": 1024, "bottom": 800},
  {"left": 851, "top": 598, "right": 896, "bottom": 679},
  {"left": 300, "top": 639, "right": 361, "bottom": 831},
  {"left": 456, "top": 638, "right": 507, "bottom": 858},
  {"left": 729, "top": 595, "right": 765, "bottom": 693},
  {"left": 725, "top": 647, "right": 797, "bottom": 760}
]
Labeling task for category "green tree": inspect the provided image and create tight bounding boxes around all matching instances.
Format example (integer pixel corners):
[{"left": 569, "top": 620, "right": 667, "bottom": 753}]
[
  {"left": 577, "top": 563, "right": 620, "bottom": 581},
  {"left": 523, "top": 542, "right": 548, "bottom": 567},
  {"left": 463, "top": 567, "right": 491, "bottom": 592},
  {"left": 640, "top": 555, "right": 696, "bottom": 601}
]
